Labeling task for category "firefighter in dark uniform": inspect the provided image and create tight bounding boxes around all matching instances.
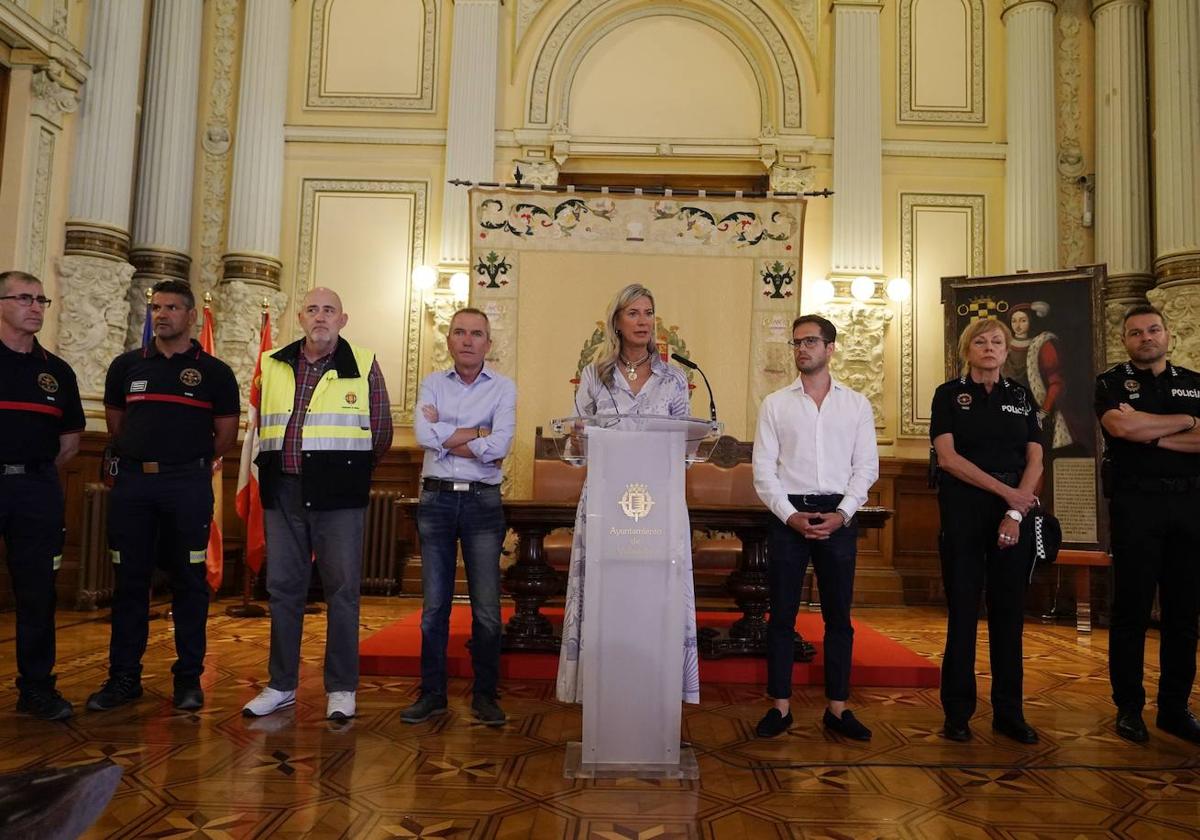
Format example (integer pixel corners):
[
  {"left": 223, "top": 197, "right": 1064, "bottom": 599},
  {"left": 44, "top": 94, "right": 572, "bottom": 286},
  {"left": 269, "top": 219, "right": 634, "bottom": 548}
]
[
  {"left": 87, "top": 280, "right": 239, "bottom": 713},
  {"left": 0, "top": 271, "right": 84, "bottom": 720},
  {"left": 1095, "top": 303, "right": 1200, "bottom": 745},
  {"left": 931, "top": 317, "right": 1043, "bottom": 744}
]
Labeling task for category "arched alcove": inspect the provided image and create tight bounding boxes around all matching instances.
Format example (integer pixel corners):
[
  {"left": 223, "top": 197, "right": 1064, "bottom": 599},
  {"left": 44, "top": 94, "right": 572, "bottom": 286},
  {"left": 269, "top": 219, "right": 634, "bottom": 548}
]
[{"left": 567, "top": 15, "right": 762, "bottom": 138}]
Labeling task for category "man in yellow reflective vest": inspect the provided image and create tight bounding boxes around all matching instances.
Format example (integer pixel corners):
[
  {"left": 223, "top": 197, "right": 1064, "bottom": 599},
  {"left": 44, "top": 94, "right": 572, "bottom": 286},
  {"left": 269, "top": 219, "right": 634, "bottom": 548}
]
[{"left": 242, "top": 287, "right": 392, "bottom": 721}]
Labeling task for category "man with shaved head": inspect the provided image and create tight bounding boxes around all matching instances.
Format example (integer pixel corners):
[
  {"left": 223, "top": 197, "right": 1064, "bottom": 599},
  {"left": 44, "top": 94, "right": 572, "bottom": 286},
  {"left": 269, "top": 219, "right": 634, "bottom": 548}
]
[{"left": 243, "top": 287, "right": 392, "bottom": 721}]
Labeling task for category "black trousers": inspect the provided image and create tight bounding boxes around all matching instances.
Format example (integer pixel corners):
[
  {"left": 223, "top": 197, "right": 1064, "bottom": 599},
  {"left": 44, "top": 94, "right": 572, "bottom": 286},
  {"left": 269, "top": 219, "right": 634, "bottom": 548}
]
[
  {"left": 106, "top": 467, "right": 213, "bottom": 682},
  {"left": 938, "top": 478, "right": 1032, "bottom": 724},
  {"left": 0, "top": 467, "right": 64, "bottom": 692},
  {"left": 766, "top": 496, "right": 858, "bottom": 701},
  {"left": 1108, "top": 488, "right": 1200, "bottom": 714}
]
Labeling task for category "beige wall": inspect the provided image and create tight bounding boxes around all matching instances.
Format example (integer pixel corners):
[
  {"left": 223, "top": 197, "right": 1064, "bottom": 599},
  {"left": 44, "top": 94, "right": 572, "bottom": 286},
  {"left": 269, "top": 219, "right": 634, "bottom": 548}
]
[{"left": 1, "top": 0, "right": 1117, "bottom": 458}]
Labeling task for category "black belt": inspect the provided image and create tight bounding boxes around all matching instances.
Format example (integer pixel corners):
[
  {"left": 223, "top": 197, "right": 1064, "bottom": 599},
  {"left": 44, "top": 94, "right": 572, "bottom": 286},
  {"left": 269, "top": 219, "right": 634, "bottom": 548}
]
[
  {"left": 787, "top": 493, "right": 843, "bottom": 509},
  {"left": 422, "top": 477, "right": 498, "bottom": 493},
  {"left": 119, "top": 457, "right": 208, "bottom": 475},
  {"left": 0, "top": 462, "right": 50, "bottom": 476},
  {"left": 987, "top": 471, "right": 1022, "bottom": 487},
  {"left": 1114, "top": 474, "right": 1200, "bottom": 494}
]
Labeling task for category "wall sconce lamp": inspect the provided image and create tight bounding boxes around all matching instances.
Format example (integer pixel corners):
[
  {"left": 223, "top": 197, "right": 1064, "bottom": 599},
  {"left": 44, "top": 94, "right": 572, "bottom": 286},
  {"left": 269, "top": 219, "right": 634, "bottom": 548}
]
[
  {"left": 412, "top": 265, "right": 437, "bottom": 291},
  {"left": 449, "top": 271, "right": 470, "bottom": 301}
]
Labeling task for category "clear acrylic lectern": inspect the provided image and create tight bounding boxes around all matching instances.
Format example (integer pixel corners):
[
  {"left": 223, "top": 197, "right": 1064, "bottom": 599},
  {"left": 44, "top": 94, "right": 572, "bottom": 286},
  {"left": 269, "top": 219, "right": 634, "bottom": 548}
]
[{"left": 550, "top": 414, "right": 721, "bottom": 780}]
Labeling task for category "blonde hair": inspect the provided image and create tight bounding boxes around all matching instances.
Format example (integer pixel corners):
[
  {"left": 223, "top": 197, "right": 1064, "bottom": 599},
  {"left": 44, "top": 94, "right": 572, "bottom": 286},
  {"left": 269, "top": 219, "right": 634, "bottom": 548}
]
[
  {"left": 595, "top": 283, "right": 656, "bottom": 387},
  {"left": 958, "top": 318, "right": 1012, "bottom": 375}
]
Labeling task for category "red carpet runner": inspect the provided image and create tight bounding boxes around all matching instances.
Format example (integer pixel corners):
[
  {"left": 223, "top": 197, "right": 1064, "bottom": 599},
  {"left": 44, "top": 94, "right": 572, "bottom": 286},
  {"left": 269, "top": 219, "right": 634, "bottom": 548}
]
[{"left": 361, "top": 606, "right": 939, "bottom": 687}]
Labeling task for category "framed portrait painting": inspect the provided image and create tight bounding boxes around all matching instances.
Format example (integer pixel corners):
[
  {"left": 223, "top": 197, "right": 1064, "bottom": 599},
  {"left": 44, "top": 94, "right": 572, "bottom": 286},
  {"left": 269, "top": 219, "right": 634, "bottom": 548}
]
[{"left": 941, "top": 264, "right": 1108, "bottom": 551}]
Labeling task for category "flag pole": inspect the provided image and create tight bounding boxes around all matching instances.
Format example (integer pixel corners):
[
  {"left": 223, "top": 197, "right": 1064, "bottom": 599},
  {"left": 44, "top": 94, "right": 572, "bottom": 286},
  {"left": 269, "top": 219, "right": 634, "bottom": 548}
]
[{"left": 226, "top": 298, "right": 270, "bottom": 619}]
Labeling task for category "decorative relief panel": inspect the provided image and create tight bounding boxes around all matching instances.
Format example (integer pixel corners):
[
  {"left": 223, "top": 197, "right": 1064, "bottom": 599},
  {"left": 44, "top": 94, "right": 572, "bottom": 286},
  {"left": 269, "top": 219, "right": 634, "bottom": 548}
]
[
  {"left": 1055, "top": 0, "right": 1090, "bottom": 269},
  {"left": 197, "top": 0, "right": 239, "bottom": 297},
  {"left": 899, "top": 0, "right": 985, "bottom": 124},
  {"left": 818, "top": 302, "right": 893, "bottom": 428},
  {"left": 307, "top": 0, "right": 437, "bottom": 111},
  {"left": 295, "top": 179, "right": 429, "bottom": 424},
  {"left": 25, "top": 128, "right": 55, "bottom": 278},
  {"left": 56, "top": 256, "right": 135, "bottom": 401},
  {"left": 214, "top": 281, "right": 289, "bottom": 403},
  {"left": 899, "top": 193, "right": 986, "bottom": 436},
  {"left": 1147, "top": 285, "right": 1200, "bottom": 370},
  {"left": 528, "top": 0, "right": 803, "bottom": 130}
]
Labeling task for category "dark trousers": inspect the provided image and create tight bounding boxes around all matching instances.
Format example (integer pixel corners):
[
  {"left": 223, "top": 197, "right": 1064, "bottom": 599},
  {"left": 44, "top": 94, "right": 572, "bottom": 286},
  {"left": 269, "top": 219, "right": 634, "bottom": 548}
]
[
  {"left": 107, "top": 467, "right": 213, "bottom": 682},
  {"left": 1109, "top": 488, "right": 1200, "bottom": 714},
  {"left": 0, "top": 467, "right": 64, "bottom": 692},
  {"left": 264, "top": 475, "right": 365, "bottom": 693},
  {"left": 766, "top": 496, "right": 858, "bottom": 701},
  {"left": 416, "top": 484, "right": 505, "bottom": 699},
  {"left": 938, "top": 478, "right": 1031, "bottom": 724}
]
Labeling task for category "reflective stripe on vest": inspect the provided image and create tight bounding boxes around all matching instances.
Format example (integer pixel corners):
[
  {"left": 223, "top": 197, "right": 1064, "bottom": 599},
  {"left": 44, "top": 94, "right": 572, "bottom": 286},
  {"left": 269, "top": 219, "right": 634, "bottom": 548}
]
[{"left": 258, "top": 342, "right": 374, "bottom": 454}]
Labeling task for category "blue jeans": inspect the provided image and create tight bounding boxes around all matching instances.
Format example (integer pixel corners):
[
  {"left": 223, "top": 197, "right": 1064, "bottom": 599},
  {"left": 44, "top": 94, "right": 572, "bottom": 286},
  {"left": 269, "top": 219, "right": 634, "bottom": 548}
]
[{"left": 416, "top": 484, "right": 505, "bottom": 699}]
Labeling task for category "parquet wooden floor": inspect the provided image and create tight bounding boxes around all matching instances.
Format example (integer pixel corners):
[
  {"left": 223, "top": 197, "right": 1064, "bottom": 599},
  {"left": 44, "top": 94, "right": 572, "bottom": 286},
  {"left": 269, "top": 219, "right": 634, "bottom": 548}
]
[{"left": 1, "top": 601, "right": 1197, "bottom": 839}]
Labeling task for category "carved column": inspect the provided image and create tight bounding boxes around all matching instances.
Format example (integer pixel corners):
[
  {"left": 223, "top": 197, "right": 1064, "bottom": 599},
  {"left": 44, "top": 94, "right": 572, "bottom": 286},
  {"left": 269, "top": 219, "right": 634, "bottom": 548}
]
[
  {"left": 1003, "top": 0, "right": 1059, "bottom": 271},
  {"left": 1092, "top": 0, "right": 1153, "bottom": 363},
  {"left": 220, "top": 0, "right": 291, "bottom": 390},
  {"left": 1146, "top": 0, "right": 1200, "bottom": 366},
  {"left": 59, "top": 0, "right": 146, "bottom": 394},
  {"left": 130, "top": 0, "right": 204, "bottom": 290},
  {"left": 439, "top": 0, "right": 501, "bottom": 268},
  {"left": 830, "top": 0, "right": 883, "bottom": 280}
]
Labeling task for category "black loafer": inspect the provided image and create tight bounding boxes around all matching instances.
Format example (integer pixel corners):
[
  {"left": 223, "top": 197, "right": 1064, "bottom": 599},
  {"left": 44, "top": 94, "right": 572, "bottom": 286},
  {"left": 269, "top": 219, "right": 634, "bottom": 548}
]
[
  {"left": 755, "top": 707, "right": 793, "bottom": 738},
  {"left": 173, "top": 685, "right": 204, "bottom": 711},
  {"left": 1156, "top": 709, "right": 1200, "bottom": 744},
  {"left": 823, "top": 708, "right": 872, "bottom": 741},
  {"left": 1116, "top": 708, "right": 1149, "bottom": 743},
  {"left": 992, "top": 717, "right": 1038, "bottom": 744},
  {"left": 942, "top": 720, "right": 972, "bottom": 742}
]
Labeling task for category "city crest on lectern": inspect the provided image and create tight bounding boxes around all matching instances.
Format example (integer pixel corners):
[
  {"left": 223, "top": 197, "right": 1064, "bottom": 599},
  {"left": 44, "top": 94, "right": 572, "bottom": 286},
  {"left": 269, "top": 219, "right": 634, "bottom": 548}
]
[{"left": 619, "top": 483, "right": 655, "bottom": 522}]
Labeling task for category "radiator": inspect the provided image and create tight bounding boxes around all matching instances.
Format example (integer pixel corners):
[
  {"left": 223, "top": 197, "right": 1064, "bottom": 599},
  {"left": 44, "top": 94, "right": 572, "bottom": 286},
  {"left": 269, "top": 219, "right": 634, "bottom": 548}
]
[
  {"left": 362, "top": 489, "right": 405, "bottom": 595},
  {"left": 76, "top": 482, "right": 113, "bottom": 611}
]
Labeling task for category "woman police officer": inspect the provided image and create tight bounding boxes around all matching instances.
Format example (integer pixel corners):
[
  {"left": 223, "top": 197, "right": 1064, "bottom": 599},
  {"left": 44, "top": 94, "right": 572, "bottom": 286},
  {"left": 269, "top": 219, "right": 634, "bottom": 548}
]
[{"left": 930, "top": 318, "right": 1043, "bottom": 744}]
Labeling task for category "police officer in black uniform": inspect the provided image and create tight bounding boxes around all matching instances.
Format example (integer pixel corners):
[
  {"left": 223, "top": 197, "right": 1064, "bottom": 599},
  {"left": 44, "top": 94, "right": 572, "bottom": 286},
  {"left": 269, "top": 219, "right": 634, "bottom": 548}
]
[
  {"left": 930, "top": 317, "right": 1043, "bottom": 744},
  {"left": 87, "top": 280, "right": 239, "bottom": 713},
  {"left": 0, "top": 271, "right": 84, "bottom": 720},
  {"left": 1095, "top": 303, "right": 1200, "bottom": 745}
]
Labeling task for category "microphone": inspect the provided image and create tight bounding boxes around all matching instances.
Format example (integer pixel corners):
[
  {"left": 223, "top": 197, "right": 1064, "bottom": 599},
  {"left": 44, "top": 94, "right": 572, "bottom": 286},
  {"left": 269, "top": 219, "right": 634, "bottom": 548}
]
[{"left": 671, "top": 353, "right": 717, "bottom": 423}]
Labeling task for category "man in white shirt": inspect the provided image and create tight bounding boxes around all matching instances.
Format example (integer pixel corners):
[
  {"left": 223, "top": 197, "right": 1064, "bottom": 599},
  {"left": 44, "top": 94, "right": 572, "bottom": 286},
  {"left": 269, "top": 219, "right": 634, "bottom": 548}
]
[{"left": 752, "top": 314, "right": 880, "bottom": 739}]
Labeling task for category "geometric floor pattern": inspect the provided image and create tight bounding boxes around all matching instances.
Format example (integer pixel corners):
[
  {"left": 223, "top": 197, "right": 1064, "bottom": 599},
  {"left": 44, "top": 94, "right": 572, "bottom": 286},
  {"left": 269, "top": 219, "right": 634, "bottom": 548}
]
[{"left": 1, "top": 600, "right": 1198, "bottom": 839}]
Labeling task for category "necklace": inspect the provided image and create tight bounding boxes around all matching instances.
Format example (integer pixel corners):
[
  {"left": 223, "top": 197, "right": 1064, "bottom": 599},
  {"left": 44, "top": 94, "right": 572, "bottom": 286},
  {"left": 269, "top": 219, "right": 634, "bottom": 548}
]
[{"left": 619, "top": 352, "right": 651, "bottom": 381}]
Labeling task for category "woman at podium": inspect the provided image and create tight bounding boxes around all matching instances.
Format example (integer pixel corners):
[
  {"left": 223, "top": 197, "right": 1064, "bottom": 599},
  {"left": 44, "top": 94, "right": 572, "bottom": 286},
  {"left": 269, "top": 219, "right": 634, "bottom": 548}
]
[{"left": 555, "top": 283, "right": 699, "bottom": 704}]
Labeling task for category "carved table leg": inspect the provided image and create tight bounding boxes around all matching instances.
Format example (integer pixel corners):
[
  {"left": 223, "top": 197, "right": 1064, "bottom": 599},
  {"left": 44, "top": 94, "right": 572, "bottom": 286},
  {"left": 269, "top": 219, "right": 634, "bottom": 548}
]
[
  {"left": 698, "top": 526, "right": 815, "bottom": 661},
  {"left": 501, "top": 522, "right": 564, "bottom": 652}
]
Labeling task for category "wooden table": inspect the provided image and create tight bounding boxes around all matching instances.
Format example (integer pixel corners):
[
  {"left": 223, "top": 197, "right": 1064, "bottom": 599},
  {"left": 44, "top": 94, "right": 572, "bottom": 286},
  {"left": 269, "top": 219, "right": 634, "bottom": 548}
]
[{"left": 397, "top": 498, "right": 892, "bottom": 658}]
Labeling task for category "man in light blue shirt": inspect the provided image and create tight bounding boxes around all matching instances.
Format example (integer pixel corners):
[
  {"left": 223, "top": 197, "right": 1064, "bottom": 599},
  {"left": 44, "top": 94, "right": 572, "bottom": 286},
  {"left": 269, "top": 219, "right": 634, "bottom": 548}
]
[{"left": 402, "top": 308, "right": 516, "bottom": 727}]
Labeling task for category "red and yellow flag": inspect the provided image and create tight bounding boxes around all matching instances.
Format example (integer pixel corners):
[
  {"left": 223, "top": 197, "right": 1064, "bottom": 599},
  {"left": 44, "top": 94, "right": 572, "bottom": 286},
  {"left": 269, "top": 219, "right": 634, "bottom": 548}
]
[
  {"left": 235, "top": 312, "right": 271, "bottom": 574},
  {"left": 199, "top": 304, "right": 223, "bottom": 592}
]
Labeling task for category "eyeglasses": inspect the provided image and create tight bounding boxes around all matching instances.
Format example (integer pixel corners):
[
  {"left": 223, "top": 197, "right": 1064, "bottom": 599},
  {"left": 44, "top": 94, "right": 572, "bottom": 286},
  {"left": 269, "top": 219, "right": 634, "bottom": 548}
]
[
  {"left": 0, "top": 294, "right": 52, "bottom": 309},
  {"left": 787, "top": 336, "right": 830, "bottom": 349}
]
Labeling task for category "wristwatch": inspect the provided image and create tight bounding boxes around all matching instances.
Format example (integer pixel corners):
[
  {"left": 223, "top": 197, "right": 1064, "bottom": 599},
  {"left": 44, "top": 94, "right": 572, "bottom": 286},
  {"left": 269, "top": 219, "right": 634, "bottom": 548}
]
[
  {"left": 1005, "top": 509, "right": 1023, "bottom": 523},
  {"left": 476, "top": 426, "right": 490, "bottom": 439}
]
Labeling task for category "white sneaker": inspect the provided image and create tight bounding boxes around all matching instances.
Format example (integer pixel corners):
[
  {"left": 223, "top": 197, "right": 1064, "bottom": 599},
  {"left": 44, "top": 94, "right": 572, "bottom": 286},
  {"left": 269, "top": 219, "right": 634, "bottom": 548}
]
[
  {"left": 327, "top": 691, "right": 356, "bottom": 721},
  {"left": 242, "top": 687, "right": 296, "bottom": 718}
]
